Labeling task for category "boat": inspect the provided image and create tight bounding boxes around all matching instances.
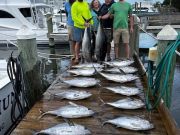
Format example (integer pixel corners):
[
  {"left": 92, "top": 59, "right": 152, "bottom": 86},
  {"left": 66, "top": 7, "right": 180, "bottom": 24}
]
[
  {"left": 0, "top": 0, "right": 68, "bottom": 46},
  {"left": 0, "top": 60, "right": 19, "bottom": 135}
]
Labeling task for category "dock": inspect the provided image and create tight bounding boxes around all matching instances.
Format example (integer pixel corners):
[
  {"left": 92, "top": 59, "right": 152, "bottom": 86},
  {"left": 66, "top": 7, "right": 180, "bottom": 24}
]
[{"left": 11, "top": 56, "right": 172, "bottom": 135}]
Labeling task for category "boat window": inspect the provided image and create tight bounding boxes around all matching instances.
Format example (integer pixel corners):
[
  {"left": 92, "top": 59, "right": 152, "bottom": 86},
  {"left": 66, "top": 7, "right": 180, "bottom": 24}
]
[
  {"left": 19, "top": 8, "right": 31, "bottom": 17},
  {"left": 0, "top": 10, "right": 14, "bottom": 18}
]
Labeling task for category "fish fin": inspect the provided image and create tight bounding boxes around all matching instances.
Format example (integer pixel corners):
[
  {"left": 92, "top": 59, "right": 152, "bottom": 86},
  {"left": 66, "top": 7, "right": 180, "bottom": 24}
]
[
  {"left": 63, "top": 118, "right": 75, "bottom": 126},
  {"left": 68, "top": 101, "right": 78, "bottom": 106},
  {"left": 82, "top": 16, "right": 87, "bottom": 22},
  {"left": 117, "top": 67, "right": 126, "bottom": 75},
  {"left": 98, "top": 96, "right": 106, "bottom": 106}
]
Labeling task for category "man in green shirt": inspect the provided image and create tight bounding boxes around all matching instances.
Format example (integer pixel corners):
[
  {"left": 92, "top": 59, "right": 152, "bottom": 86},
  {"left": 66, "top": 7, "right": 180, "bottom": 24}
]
[
  {"left": 71, "top": 0, "right": 93, "bottom": 64},
  {"left": 99, "top": 0, "right": 133, "bottom": 58}
]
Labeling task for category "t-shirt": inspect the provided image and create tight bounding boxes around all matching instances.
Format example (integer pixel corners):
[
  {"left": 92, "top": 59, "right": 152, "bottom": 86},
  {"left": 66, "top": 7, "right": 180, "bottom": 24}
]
[
  {"left": 71, "top": 1, "right": 93, "bottom": 29},
  {"left": 98, "top": 2, "right": 114, "bottom": 28},
  {"left": 109, "top": 1, "right": 132, "bottom": 29},
  {"left": 65, "top": 2, "right": 74, "bottom": 26},
  {"left": 91, "top": 9, "right": 99, "bottom": 31}
]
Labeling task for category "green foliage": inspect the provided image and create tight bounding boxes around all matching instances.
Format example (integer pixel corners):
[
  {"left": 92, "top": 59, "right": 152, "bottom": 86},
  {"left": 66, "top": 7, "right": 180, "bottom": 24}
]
[{"left": 163, "top": 0, "right": 180, "bottom": 11}]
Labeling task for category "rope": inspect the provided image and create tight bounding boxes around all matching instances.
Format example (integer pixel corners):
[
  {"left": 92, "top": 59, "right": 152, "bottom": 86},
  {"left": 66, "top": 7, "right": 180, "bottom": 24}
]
[
  {"left": 38, "top": 52, "right": 73, "bottom": 57},
  {"left": 138, "top": 25, "right": 158, "bottom": 40},
  {"left": 7, "top": 52, "right": 29, "bottom": 123},
  {"left": 175, "top": 50, "right": 180, "bottom": 57},
  {"left": 145, "top": 34, "right": 180, "bottom": 110},
  {"left": 0, "top": 32, "right": 17, "bottom": 38}
]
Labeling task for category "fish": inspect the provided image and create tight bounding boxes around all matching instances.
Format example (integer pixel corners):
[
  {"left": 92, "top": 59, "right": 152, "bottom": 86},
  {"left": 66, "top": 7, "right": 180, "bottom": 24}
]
[
  {"left": 54, "top": 90, "right": 92, "bottom": 100},
  {"left": 104, "top": 86, "right": 141, "bottom": 96},
  {"left": 39, "top": 102, "right": 95, "bottom": 119},
  {"left": 103, "top": 116, "right": 154, "bottom": 131},
  {"left": 36, "top": 123, "right": 91, "bottom": 135},
  {"left": 104, "top": 66, "right": 138, "bottom": 74},
  {"left": 71, "top": 63, "right": 104, "bottom": 69},
  {"left": 82, "top": 27, "right": 92, "bottom": 62},
  {"left": 99, "top": 72, "right": 138, "bottom": 83},
  {"left": 62, "top": 77, "right": 100, "bottom": 87},
  {"left": 106, "top": 98, "right": 145, "bottom": 109},
  {"left": 104, "top": 60, "right": 134, "bottom": 67},
  {"left": 95, "top": 22, "right": 107, "bottom": 61},
  {"left": 67, "top": 68, "right": 102, "bottom": 76}
]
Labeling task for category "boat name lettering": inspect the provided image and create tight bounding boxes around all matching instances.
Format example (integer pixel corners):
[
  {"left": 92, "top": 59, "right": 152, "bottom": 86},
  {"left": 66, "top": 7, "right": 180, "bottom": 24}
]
[{"left": 0, "top": 92, "right": 15, "bottom": 115}]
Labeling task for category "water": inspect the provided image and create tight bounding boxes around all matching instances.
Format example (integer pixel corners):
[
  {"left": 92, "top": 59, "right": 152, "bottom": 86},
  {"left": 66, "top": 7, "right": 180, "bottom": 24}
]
[{"left": 0, "top": 46, "right": 70, "bottom": 84}]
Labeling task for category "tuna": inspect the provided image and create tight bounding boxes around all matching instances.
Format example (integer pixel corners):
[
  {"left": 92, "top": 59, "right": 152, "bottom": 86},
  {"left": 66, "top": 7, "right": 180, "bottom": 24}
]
[
  {"left": 62, "top": 77, "right": 100, "bottom": 87},
  {"left": 104, "top": 66, "right": 138, "bottom": 74},
  {"left": 82, "top": 27, "right": 92, "bottom": 62},
  {"left": 104, "top": 86, "right": 141, "bottom": 96},
  {"left": 54, "top": 90, "right": 92, "bottom": 100},
  {"left": 104, "top": 116, "right": 154, "bottom": 131},
  {"left": 104, "top": 60, "right": 134, "bottom": 67},
  {"left": 71, "top": 63, "right": 104, "bottom": 69},
  {"left": 106, "top": 98, "right": 145, "bottom": 109},
  {"left": 67, "top": 68, "right": 102, "bottom": 76},
  {"left": 36, "top": 123, "right": 91, "bottom": 135},
  {"left": 39, "top": 102, "right": 95, "bottom": 119},
  {"left": 99, "top": 72, "right": 138, "bottom": 83},
  {"left": 95, "top": 22, "right": 107, "bottom": 61}
]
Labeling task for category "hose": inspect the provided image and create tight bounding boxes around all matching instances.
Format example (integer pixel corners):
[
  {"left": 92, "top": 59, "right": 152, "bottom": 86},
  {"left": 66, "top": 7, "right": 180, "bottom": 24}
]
[{"left": 145, "top": 34, "right": 180, "bottom": 110}]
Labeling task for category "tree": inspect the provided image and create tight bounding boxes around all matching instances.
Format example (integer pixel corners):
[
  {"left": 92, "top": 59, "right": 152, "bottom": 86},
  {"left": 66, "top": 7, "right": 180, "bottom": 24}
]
[{"left": 163, "top": 0, "right": 180, "bottom": 11}]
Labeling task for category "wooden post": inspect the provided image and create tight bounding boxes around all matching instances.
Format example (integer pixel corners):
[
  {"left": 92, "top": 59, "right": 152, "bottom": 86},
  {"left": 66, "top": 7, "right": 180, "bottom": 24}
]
[
  {"left": 46, "top": 13, "right": 55, "bottom": 47},
  {"left": 50, "top": 48, "right": 57, "bottom": 74},
  {"left": 156, "top": 25, "right": 178, "bottom": 108},
  {"left": 16, "top": 25, "right": 43, "bottom": 107}
]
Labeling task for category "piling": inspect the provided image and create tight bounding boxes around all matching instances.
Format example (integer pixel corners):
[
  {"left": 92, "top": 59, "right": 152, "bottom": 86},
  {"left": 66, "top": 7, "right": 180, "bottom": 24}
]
[
  {"left": 16, "top": 25, "right": 43, "bottom": 107},
  {"left": 46, "top": 13, "right": 55, "bottom": 47},
  {"left": 156, "top": 25, "right": 178, "bottom": 108}
]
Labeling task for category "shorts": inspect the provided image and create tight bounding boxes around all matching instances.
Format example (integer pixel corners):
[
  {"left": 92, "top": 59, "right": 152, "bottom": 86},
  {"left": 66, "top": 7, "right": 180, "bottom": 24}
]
[
  {"left": 113, "top": 28, "right": 129, "bottom": 44},
  {"left": 104, "top": 28, "right": 113, "bottom": 43},
  {"left": 67, "top": 25, "right": 74, "bottom": 41},
  {"left": 73, "top": 26, "right": 85, "bottom": 43}
]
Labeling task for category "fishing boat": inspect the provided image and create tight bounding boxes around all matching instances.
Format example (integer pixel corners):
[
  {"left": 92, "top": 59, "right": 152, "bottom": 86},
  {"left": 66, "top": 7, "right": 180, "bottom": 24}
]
[
  {"left": 0, "top": 60, "right": 18, "bottom": 135},
  {"left": 0, "top": 0, "right": 68, "bottom": 46}
]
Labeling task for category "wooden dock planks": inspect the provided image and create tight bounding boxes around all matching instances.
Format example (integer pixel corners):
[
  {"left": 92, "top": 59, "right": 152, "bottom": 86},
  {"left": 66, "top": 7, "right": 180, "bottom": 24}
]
[{"left": 11, "top": 59, "right": 169, "bottom": 135}]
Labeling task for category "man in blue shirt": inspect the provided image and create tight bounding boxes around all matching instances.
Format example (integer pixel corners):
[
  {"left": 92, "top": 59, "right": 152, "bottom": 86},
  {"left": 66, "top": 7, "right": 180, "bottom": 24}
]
[{"left": 65, "top": 0, "right": 75, "bottom": 60}]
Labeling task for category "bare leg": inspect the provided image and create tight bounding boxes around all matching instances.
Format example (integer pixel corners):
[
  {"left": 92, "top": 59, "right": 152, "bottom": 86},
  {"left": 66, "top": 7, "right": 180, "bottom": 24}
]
[
  {"left": 70, "top": 41, "right": 76, "bottom": 58},
  {"left": 75, "top": 42, "right": 80, "bottom": 63},
  {"left": 114, "top": 43, "right": 119, "bottom": 59},
  {"left": 125, "top": 43, "right": 130, "bottom": 58}
]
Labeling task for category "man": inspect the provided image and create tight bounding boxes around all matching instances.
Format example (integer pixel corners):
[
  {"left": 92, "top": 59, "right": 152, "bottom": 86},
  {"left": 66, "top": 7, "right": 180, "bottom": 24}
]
[
  {"left": 99, "top": 0, "right": 133, "bottom": 58},
  {"left": 71, "top": 0, "right": 93, "bottom": 64},
  {"left": 98, "top": 0, "right": 114, "bottom": 61},
  {"left": 64, "top": 0, "right": 75, "bottom": 60}
]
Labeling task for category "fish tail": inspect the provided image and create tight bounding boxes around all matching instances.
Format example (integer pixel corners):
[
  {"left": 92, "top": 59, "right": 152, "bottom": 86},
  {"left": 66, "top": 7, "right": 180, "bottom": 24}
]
[
  {"left": 98, "top": 96, "right": 106, "bottom": 106},
  {"left": 38, "top": 112, "right": 48, "bottom": 120}
]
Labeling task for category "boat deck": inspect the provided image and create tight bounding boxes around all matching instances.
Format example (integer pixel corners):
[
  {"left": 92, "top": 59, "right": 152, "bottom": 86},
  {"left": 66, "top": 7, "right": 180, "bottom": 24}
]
[{"left": 11, "top": 57, "right": 169, "bottom": 135}]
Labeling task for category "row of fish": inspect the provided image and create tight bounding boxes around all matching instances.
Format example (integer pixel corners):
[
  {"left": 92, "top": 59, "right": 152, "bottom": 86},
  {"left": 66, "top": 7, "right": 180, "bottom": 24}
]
[
  {"left": 36, "top": 115, "right": 154, "bottom": 135},
  {"left": 36, "top": 60, "right": 154, "bottom": 134}
]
